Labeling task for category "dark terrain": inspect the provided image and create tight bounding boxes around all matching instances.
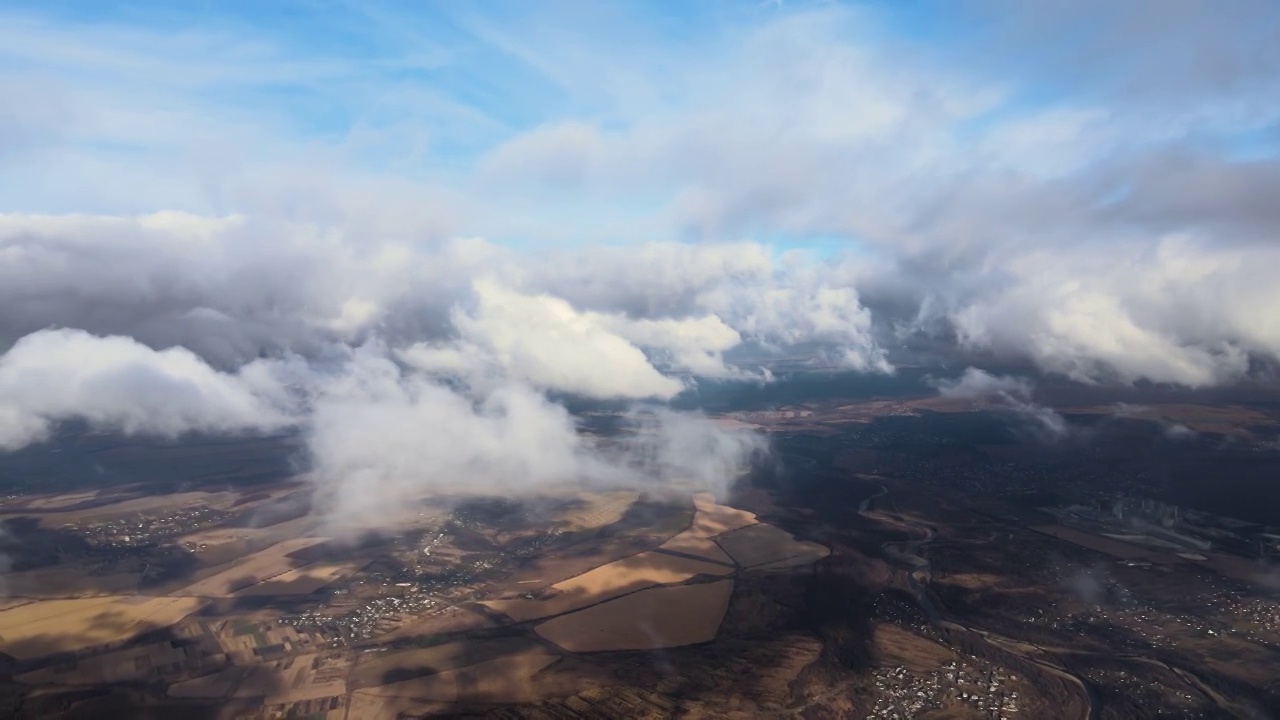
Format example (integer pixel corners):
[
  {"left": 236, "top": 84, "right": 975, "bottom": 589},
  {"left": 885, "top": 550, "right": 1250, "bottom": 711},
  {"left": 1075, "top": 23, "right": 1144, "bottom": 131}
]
[{"left": 3, "top": 373, "right": 1280, "bottom": 718}]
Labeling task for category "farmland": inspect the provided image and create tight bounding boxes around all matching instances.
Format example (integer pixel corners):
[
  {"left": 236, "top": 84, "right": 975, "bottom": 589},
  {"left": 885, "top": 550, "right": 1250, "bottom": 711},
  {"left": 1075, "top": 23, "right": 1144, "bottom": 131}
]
[
  {"left": 0, "top": 467, "right": 834, "bottom": 718},
  {"left": 7, "top": 393, "right": 1279, "bottom": 718},
  {"left": 0, "top": 595, "right": 209, "bottom": 659},
  {"left": 535, "top": 579, "right": 735, "bottom": 652}
]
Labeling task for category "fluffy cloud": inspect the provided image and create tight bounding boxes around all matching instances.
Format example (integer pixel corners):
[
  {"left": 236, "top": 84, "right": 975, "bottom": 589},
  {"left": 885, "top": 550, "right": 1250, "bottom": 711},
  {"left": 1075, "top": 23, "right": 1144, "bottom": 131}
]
[
  {"left": 0, "top": 208, "right": 899, "bottom": 398},
  {"left": 941, "top": 235, "right": 1278, "bottom": 387},
  {"left": 0, "top": 328, "right": 293, "bottom": 450},
  {"left": 306, "top": 346, "right": 763, "bottom": 529},
  {"left": 0, "top": 327, "right": 768, "bottom": 529},
  {"left": 0, "top": 0, "right": 1278, "bottom": 488},
  {"left": 8, "top": 203, "right": 1280, "bottom": 394},
  {"left": 933, "top": 367, "right": 1034, "bottom": 400},
  {"left": 306, "top": 347, "right": 597, "bottom": 526},
  {"left": 530, "top": 242, "right": 889, "bottom": 373},
  {"left": 598, "top": 314, "right": 744, "bottom": 379},
  {"left": 438, "top": 5, "right": 1280, "bottom": 387},
  {"left": 399, "top": 280, "right": 687, "bottom": 400}
]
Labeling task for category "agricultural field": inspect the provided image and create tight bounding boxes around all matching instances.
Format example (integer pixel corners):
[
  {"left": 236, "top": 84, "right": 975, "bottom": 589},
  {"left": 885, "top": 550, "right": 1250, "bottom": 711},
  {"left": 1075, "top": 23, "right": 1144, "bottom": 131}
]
[
  {"left": 481, "top": 550, "right": 733, "bottom": 622},
  {"left": 172, "top": 537, "right": 330, "bottom": 597},
  {"left": 353, "top": 645, "right": 560, "bottom": 704},
  {"left": 169, "top": 652, "right": 349, "bottom": 703},
  {"left": 371, "top": 605, "right": 494, "bottom": 643},
  {"left": 232, "top": 561, "right": 366, "bottom": 597},
  {"left": 535, "top": 579, "right": 735, "bottom": 652},
  {"left": 16, "top": 624, "right": 217, "bottom": 685},
  {"left": 0, "top": 595, "right": 209, "bottom": 659},
  {"left": 547, "top": 490, "right": 639, "bottom": 532},
  {"left": 1, "top": 468, "right": 840, "bottom": 719},
  {"left": 658, "top": 529, "right": 735, "bottom": 564},
  {"left": 0, "top": 567, "right": 143, "bottom": 597},
  {"left": 686, "top": 492, "right": 759, "bottom": 537},
  {"left": 716, "top": 523, "right": 830, "bottom": 569},
  {"left": 0, "top": 491, "right": 239, "bottom": 524}
]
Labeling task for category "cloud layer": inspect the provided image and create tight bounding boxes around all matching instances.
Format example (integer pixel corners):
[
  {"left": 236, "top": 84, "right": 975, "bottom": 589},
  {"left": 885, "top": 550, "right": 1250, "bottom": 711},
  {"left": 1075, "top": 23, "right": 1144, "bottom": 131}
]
[
  {"left": 4, "top": 2, "right": 1277, "bottom": 388},
  {"left": 0, "top": 328, "right": 292, "bottom": 451},
  {"left": 0, "top": 2, "right": 1278, "bottom": 520}
]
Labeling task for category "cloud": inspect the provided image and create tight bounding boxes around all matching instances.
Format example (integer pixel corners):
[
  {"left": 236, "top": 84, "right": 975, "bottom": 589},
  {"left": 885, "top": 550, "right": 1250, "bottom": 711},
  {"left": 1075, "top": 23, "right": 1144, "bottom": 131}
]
[
  {"left": 0, "top": 328, "right": 294, "bottom": 450},
  {"left": 597, "top": 314, "right": 745, "bottom": 379},
  {"left": 0, "top": 212, "right": 894, "bottom": 381},
  {"left": 0, "top": 0, "right": 1278, "bottom": 544},
  {"left": 616, "top": 407, "right": 770, "bottom": 499},
  {"left": 933, "top": 367, "right": 1033, "bottom": 400},
  {"left": 306, "top": 346, "right": 598, "bottom": 527},
  {"left": 530, "top": 242, "right": 890, "bottom": 373},
  {"left": 0, "top": 0, "right": 1278, "bottom": 518},
  {"left": 399, "top": 280, "right": 687, "bottom": 400},
  {"left": 1109, "top": 403, "right": 1200, "bottom": 440},
  {"left": 940, "top": 236, "right": 1271, "bottom": 387},
  {"left": 305, "top": 345, "right": 763, "bottom": 530},
  {"left": 0, "top": 325, "right": 768, "bottom": 530},
  {"left": 932, "top": 368, "right": 1068, "bottom": 441},
  {"left": 4, "top": 3, "right": 1279, "bottom": 388}
]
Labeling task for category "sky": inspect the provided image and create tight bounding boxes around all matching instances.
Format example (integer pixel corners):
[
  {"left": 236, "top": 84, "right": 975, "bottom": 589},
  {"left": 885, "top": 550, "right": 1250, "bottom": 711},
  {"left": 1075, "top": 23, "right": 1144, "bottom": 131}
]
[{"left": 1, "top": 0, "right": 1278, "bottom": 521}]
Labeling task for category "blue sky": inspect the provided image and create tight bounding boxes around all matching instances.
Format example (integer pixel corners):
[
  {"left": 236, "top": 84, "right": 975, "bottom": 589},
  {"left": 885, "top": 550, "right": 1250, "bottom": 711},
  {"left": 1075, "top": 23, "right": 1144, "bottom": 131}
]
[
  {"left": 2, "top": 0, "right": 1278, "bottom": 250},
  {"left": 2, "top": 1, "right": 1280, "bottom": 398}
]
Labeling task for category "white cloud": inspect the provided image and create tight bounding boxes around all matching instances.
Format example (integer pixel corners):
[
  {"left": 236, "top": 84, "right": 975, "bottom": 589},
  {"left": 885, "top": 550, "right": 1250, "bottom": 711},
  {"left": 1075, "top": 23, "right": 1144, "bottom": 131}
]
[
  {"left": 933, "top": 367, "right": 1033, "bottom": 400},
  {"left": 531, "top": 242, "right": 890, "bottom": 372},
  {"left": 1, "top": 0, "right": 1278, "bottom": 537},
  {"left": 400, "top": 280, "right": 686, "bottom": 400},
  {"left": 944, "top": 235, "right": 1275, "bottom": 387},
  {"left": 710, "top": 284, "right": 890, "bottom": 372},
  {"left": 0, "top": 0, "right": 1277, "bottom": 472},
  {"left": 616, "top": 407, "right": 769, "bottom": 501},
  {"left": 597, "top": 314, "right": 744, "bottom": 379},
  {"left": 306, "top": 347, "right": 594, "bottom": 526},
  {"left": 0, "top": 328, "right": 293, "bottom": 450},
  {"left": 0, "top": 326, "right": 768, "bottom": 529},
  {"left": 0, "top": 212, "right": 895, "bottom": 389},
  {"left": 932, "top": 368, "right": 1067, "bottom": 441},
  {"left": 305, "top": 344, "right": 764, "bottom": 529}
]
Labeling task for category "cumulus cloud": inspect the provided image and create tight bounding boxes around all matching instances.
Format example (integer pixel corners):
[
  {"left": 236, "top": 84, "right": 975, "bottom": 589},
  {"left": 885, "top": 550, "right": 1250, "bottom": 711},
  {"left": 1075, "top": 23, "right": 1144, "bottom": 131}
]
[
  {"left": 598, "top": 314, "right": 744, "bottom": 379},
  {"left": 933, "top": 367, "right": 1068, "bottom": 441},
  {"left": 398, "top": 280, "right": 687, "bottom": 400},
  {"left": 941, "top": 236, "right": 1273, "bottom": 387},
  {"left": 0, "top": 326, "right": 768, "bottom": 529},
  {"left": 0, "top": 212, "right": 846, "bottom": 529},
  {"left": 434, "top": 4, "right": 1279, "bottom": 387},
  {"left": 0, "top": 0, "right": 1278, "bottom": 528},
  {"left": 934, "top": 367, "right": 1033, "bottom": 400},
  {"left": 306, "top": 346, "right": 599, "bottom": 527},
  {"left": 530, "top": 242, "right": 890, "bottom": 373},
  {"left": 306, "top": 345, "right": 764, "bottom": 530},
  {"left": 6, "top": 0, "right": 1277, "bottom": 389},
  {"left": 0, "top": 214, "right": 890, "bottom": 381},
  {"left": 0, "top": 328, "right": 293, "bottom": 450}
]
